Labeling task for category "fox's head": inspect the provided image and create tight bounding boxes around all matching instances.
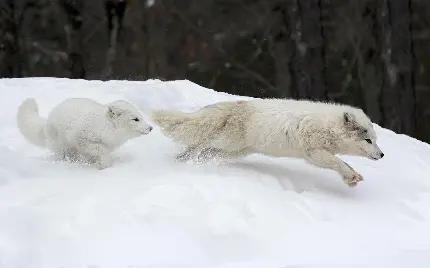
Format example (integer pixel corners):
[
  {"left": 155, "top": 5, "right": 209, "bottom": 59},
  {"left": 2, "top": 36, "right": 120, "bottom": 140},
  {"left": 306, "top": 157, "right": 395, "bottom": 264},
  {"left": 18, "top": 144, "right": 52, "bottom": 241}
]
[
  {"left": 106, "top": 100, "right": 153, "bottom": 138},
  {"left": 338, "top": 110, "right": 384, "bottom": 161}
]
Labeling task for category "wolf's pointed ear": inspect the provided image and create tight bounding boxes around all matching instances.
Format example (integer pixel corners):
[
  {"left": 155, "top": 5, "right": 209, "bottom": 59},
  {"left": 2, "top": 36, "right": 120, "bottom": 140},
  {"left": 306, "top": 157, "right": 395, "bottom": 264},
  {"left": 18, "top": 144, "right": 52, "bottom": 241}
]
[
  {"left": 106, "top": 105, "right": 122, "bottom": 119},
  {"left": 343, "top": 112, "right": 357, "bottom": 128}
]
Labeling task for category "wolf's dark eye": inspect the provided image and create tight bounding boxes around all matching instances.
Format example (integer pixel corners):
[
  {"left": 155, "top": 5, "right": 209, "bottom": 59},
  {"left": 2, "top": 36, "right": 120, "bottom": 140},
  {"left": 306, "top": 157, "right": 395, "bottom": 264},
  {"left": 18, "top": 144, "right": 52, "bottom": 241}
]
[
  {"left": 132, "top": 118, "right": 140, "bottom": 122},
  {"left": 365, "top": 139, "right": 372, "bottom": 144}
]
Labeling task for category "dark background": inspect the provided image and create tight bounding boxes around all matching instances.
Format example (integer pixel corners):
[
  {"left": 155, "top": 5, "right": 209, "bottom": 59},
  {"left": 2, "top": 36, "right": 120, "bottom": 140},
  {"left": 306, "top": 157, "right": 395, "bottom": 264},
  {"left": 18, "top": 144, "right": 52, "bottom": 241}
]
[{"left": 1, "top": 0, "right": 430, "bottom": 143}]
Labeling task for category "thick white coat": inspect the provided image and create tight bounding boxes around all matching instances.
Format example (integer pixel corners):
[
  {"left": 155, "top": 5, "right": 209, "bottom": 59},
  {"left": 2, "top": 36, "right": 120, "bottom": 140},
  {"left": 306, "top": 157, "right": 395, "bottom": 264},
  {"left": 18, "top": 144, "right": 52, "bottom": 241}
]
[
  {"left": 17, "top": 98, "right": 153, "bottom": 169},
  {"left": 152, "top": 98, "right": 385, "bottom": 187}
]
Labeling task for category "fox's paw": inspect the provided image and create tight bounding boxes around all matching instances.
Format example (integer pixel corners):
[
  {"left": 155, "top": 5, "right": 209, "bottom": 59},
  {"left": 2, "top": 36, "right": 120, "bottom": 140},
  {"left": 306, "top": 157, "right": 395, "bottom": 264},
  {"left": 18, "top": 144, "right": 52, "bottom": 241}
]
[
  {"left": 95, "top": 155, "right": 113, "bottom": 170},
  {"left": 343, "top": 172, "right": 363, "bottom": 188}
]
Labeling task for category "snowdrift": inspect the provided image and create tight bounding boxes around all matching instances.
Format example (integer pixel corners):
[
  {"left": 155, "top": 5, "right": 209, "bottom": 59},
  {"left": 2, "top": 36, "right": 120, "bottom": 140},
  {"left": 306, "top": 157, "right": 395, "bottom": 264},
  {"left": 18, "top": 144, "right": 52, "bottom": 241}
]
[{"left": 0, "top": 78, "right": 430, "bottom": 268}]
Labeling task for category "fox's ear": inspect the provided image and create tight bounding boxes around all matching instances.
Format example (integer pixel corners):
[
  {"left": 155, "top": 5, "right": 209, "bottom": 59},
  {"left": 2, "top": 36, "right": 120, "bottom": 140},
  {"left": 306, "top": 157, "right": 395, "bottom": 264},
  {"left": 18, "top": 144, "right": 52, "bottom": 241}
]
[
  {"left": 343, "top": 112, "right": 358, "bottom": 129},
  {"left": 106, "top": 105, "right": 123, "bottom": 119}
]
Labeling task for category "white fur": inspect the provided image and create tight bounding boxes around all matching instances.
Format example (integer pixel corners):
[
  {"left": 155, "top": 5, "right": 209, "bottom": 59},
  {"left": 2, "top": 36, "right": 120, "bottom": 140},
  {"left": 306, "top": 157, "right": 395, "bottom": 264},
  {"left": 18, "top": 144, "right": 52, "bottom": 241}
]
[
  {"left": 17, "top": 97, "right": 153, "bottom": 169},
  {"left": 152, "top": 98, "right": 385, "bottom": 187}
]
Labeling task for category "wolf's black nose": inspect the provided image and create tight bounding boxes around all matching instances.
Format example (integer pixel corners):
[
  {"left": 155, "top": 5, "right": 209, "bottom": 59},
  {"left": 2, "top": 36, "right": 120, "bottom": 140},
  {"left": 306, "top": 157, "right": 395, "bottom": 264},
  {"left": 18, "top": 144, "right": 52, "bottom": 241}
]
[
  {"left": 380, "top": 152, "right": 384, "bottom": 158},
  {"left": 149, "top": 126, "right": 153, "bottom": 132}
]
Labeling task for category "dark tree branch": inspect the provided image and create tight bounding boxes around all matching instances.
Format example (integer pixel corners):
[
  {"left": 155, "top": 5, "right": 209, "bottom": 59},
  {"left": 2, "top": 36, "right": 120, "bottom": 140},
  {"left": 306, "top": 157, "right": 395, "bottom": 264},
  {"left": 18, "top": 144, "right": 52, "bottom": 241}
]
[{"left": 170, "top": 6, "right": 277, "bottom": 93}]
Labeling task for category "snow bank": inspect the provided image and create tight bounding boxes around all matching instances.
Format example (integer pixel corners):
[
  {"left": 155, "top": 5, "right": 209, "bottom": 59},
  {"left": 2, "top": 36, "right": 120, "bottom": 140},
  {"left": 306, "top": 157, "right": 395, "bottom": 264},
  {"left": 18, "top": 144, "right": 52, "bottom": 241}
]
[{"left": 0, "top": 78, "right": 430, "bottom": 268}]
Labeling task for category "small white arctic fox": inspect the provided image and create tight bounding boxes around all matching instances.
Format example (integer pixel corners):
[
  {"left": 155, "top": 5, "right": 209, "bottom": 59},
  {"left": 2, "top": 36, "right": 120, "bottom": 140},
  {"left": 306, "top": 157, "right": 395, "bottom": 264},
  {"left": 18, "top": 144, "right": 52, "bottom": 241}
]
[
  {"left": 152, "top": 98, "right": 385, "bottom": 187},
  {"left": 17, "top": 97, "right": 153, "bottom": 169}
]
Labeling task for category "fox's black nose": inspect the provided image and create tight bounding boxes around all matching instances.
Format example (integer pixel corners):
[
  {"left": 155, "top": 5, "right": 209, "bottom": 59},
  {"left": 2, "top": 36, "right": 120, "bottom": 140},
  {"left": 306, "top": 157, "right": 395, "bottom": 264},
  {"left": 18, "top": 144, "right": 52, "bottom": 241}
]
[
  {"left": 380, "top": 152, "right": 384, "bottom": 158},
  {"left": 149, "top": 126, "right": 153, "bottom": 132}
]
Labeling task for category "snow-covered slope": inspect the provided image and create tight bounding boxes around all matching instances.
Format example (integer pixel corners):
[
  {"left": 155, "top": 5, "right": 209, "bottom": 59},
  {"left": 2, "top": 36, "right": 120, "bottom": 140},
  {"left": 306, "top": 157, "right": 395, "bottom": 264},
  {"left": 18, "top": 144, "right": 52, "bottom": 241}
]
[{"left": 1, "top": 78, "right": 430, "bottom": 268}]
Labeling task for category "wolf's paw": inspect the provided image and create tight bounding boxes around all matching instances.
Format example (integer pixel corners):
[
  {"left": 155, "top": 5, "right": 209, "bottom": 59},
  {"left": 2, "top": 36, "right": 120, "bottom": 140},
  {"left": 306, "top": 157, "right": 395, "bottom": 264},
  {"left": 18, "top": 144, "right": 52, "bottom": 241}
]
[
  {"left": 175, "top": 152, "right": 191, "bottom": 162},
  {"left": 195, "top": 148, "right": 221, "bottom": 164},
  {"left": 343, "top": 172, "right": 363, "bottom": 187}
]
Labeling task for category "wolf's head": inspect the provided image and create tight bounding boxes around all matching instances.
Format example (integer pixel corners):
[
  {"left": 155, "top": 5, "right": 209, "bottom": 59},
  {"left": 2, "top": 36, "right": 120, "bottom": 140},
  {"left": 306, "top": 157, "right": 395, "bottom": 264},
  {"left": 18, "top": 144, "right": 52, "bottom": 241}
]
[
  {"left": 338, "top": 110, "right": 384, "bottom": 161},
  {"left": 106, "top": 100, "right": 153, "bottom": 137}
]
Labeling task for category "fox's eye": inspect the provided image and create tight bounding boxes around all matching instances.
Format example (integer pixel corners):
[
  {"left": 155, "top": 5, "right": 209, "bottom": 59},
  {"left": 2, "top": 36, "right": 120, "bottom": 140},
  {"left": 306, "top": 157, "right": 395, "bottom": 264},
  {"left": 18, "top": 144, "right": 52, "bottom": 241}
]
[
  {"left": 365, "top": 139, "right": 372, "bottom": 144},
  {"left": 132, "top": 118, "right": 140, "bottom": 122}
]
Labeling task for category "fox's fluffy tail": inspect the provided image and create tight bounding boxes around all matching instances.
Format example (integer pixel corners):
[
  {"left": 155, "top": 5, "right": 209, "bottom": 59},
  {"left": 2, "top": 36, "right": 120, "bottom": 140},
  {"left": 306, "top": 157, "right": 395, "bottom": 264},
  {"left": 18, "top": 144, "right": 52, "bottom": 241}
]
[
  {"left": 151, "top": 102, "right": 238, "bottom": 145},
  {"left": 16, "top": 98, "right": 47, "bottom": 147}
]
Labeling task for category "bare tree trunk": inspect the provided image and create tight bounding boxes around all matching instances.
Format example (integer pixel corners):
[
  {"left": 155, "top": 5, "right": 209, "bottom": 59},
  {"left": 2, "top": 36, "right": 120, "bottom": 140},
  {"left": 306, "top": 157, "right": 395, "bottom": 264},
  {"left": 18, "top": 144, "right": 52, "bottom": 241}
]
[
  {"left": 1, "top": 1, "right": 24, "bottom": 77},
  {"left": 391, "top": 0, "right": 416, "bottom": 135},
  {"left": 273, "top": 41, "right": 293, "bottom": 98},
  {"left": 299, "top": 0, "right": 327, "bottom": 100},
  {"left": 60, "top": 0, "right": 86, "bottom": 79},
  {"left": 271, "top": 3, "right": 293, "bottom": 98},
  {"left": 285, "top": 0, "right": 302, "bottom": 98},
  {"left": 145, "top": 2, "right": 168, "bottom": 78},
  {"left": 102, "top": 0, "right": 128, "bottom": 79},
  {"left": 284, "top": 0, "right": 327, "bottom": 100},
  {"left": 377, "top": 0, "right": 415, "bottom": 135},
  {"left": 409, "top": 0, "right": 430, "bottom": 142},
  {"left": 104, "top": 20, "right": 118, "bottom": 78},
  {"left": 362, "top": 2, "right": 383, "bottom": 125}
]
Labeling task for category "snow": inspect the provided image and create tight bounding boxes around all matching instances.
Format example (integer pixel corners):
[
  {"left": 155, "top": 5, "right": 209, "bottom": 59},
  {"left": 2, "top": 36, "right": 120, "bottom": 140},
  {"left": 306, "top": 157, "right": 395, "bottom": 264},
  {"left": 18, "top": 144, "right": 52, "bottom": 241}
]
[
  {"left": 146, "top": 0, "right": 155, "bottom": 8},
  {"left": 1, "top": 77, "right": 430, "bottom": 268}
]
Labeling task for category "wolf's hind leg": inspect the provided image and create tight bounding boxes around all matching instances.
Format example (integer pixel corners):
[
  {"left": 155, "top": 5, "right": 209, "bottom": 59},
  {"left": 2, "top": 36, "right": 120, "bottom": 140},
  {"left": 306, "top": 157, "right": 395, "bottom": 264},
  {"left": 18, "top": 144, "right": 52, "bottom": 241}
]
[
  {"left": 197, "top": 147, "right": 252, "bottom": 163},
  {"left": 175, "top": 145, "right": 202, "bottom": 162},
  {"left": 304, "top": 149, "right": 363, "bottom": 187},
  {"left": 195, "top": 148, "right": 223, "bottom": 163}
]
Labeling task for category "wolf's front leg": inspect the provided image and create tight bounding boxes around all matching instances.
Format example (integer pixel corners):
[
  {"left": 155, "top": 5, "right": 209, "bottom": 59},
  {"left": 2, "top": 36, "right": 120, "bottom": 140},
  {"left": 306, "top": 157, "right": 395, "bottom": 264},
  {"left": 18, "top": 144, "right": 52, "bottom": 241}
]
[{"left": 304, "top": 149, "right": 363, "bottom": 187}]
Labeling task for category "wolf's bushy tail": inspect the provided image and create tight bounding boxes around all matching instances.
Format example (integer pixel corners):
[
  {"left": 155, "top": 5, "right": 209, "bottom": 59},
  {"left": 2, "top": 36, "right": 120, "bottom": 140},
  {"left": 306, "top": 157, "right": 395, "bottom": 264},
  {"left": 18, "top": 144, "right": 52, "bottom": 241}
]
[
  {"left": 16, "top": 98, "right": 47, "bottom": 147},
  {"left": 151, "top": 106, "right": 232, "bottom": 145}
]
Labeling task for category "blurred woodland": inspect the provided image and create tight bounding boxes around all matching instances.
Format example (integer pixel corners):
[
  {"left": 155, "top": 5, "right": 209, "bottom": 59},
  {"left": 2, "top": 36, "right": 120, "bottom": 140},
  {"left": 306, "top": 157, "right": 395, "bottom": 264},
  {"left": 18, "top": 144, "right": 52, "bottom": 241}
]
[{"left": 1, "top": 0, "right": 430, "bottom": 143}]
